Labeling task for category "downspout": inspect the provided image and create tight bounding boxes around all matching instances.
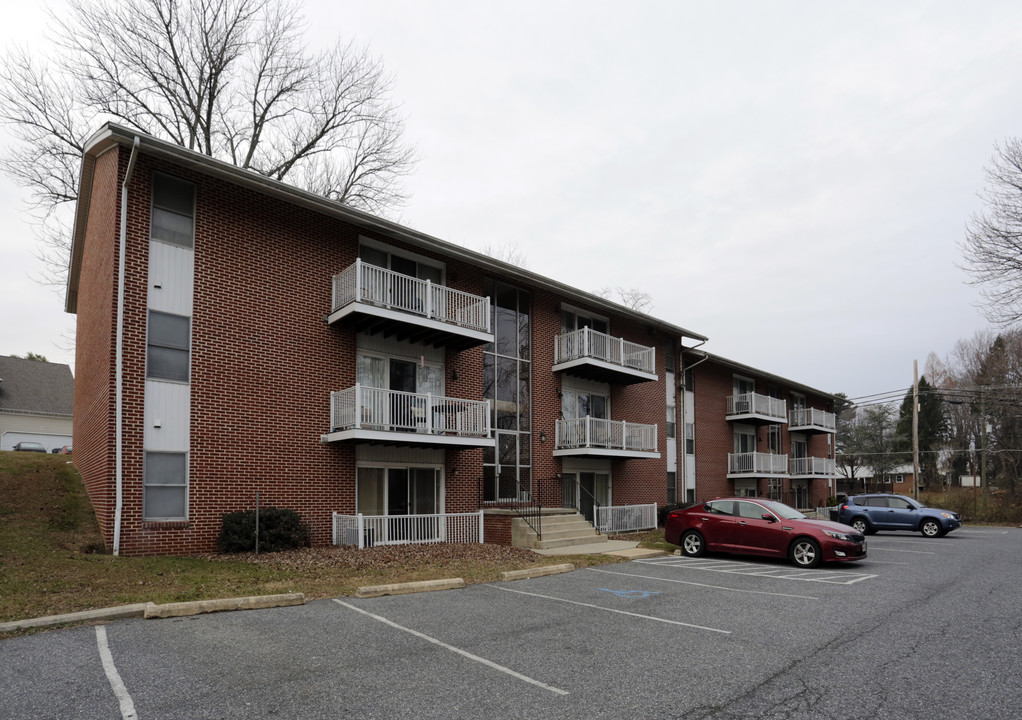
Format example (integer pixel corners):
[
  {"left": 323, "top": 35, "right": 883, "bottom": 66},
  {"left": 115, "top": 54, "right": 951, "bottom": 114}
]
[
  {"left": 678, "top": 340, "right": 709, "bottom": 503},
  {"left": 113, "top": 136, "right": 141, "bottom": 556}
]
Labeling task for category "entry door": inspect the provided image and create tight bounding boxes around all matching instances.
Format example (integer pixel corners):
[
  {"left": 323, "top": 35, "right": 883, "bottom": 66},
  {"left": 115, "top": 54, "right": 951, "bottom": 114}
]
[
  {"left": 389, "top": 359, "right": 418, "bottom": 430},
  {"left": 579, "top": 472, "right": 596, "bottom": 523}
]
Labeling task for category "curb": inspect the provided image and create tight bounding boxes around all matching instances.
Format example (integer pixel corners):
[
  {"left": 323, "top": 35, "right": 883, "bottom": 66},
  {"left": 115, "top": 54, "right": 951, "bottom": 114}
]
[
  {"left": 0, "top": 603, "right": 149, "bottom": 634},
  {"left": 144, "top": 593, "right": 305, "bottom": 619},
  {"left": 356, "top": 578, "right": 465, "bottom": 598},
  {"left": 0, "top": 593, "right": 307, "bottom": 633},
  {"left": 605, "top": 548, "right": 665, "bottom": 560},
  {"left": 501, "top": 563, "right": 574, "bottom": 581}
]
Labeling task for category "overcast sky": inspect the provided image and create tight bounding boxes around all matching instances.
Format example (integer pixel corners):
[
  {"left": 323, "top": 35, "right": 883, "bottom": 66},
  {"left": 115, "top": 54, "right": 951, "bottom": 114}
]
[{"left": 2, "top": 0, "right": 1019, "bottom": 401}]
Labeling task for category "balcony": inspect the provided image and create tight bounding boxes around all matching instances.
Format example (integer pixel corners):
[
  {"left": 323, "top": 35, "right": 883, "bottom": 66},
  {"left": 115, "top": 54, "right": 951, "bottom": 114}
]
[
  {"left": 552, "top": 327, "right": 657, "bottom": 384},
  {"left": 554, "top": 417, "right": 660, "bottom": 459},
  {"left": 727, "top": 452, "right": 789, "bottom": 478},
  {"left": 726, "top": 393, "right": 787, "bottom": 424},
  {"left": 789, "top": 407, "right": 837, "bottom": 434},
  {"left": 790, "top": 456, "right": 838, "bottom": 477},
  {"left": 323, "top": 385, "right": 494, "bottom": 448},
  {"left": 329, "top": 260, "right": 493, "bottom": 349}
]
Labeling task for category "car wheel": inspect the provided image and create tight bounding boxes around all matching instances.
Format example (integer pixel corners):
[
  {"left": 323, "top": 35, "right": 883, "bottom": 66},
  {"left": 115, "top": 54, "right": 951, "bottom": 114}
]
[
  {"left": 680, "top": 530, "right": 705, "bottom": 558},
  {"left": 850, "top": 517, "right": 870, "bottom": 535},
  {"left": 789, "top": 538, "right": 821, "bottom": 568},
  {"left": 920, "top": 519, "right": 944, "bottom": 538}
]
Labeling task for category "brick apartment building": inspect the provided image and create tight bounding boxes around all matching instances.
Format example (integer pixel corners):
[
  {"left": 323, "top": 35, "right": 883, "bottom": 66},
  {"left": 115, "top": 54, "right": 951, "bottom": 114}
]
[
  {"left": 66, "top": 123, "right": 714, "bottom": 556},
  {"left": 681, "top": 351, "right": 839, "bottom": 509}
]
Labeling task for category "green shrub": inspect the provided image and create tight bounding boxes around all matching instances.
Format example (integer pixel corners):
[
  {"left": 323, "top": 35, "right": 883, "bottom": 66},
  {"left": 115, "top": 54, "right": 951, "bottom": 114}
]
[
  {"left": 658, "top": 503, "right": 683, "bottom": 527},
  {"left": 217, "top": 507, "right": 310, "bottom": 553}
]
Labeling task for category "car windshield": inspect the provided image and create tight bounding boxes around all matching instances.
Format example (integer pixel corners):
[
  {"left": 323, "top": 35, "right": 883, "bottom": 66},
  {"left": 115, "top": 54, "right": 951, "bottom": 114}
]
[{"left": 759, "top": 500, "right": 806, "bottom": 520}]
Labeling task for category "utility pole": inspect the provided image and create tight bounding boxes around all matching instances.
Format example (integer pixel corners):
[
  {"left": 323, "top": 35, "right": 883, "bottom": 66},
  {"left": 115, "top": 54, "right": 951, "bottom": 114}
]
[{"left": 913, "top": 360, "right": 920, "bottom": 501}]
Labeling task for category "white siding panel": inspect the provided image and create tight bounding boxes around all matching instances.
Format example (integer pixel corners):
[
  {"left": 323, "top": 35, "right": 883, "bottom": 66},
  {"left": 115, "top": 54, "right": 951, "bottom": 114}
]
[
  {"left": 145, "top": 380, "right": 191, "bottom": 451},
  {"left": 148, "top": 240, "right": 194, "bottom": 315}
]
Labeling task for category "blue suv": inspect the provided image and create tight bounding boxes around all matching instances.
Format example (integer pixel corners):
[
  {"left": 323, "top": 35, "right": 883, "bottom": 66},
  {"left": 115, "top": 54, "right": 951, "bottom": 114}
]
[{"left": 837, "top": 494, "right": 961, "bottom": 538}]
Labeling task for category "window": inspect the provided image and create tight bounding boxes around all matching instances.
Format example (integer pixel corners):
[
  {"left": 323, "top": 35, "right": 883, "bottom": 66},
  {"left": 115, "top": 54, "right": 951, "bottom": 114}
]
[
  {"left": 562, "top": 390, "right": 609, "bottom": 420},
  {"left": 667, "top": 472, "right": 676, "bottom": 505},
  {"left": 561, "top": 308, "right": 608, "bottom": 335},
  {"left": 767, "top": 425, "right": 782, "bottom": 454},
  {"left": 151, "top": 173, "right": 195, "bottom": 248},
  {"left": 683, "top": 368, "right": 694, "bottom": 391},
  {"left": 685, "top": 423, "right": 695, "bottom": 454},
  {"left": 483, "top": 281, "right": 531, "bottom": 502},
  {"left": 147, "top": 311, "right": 190, "bottom": 381},
  {"left": 144, "top": 452, "right": 187, "bottom": 520},
  {"left": 359, "top": 244, "right": 443, "bottom": 283},
  {"left": 768, "top": 478, "right": 783, "bottom": 500}
]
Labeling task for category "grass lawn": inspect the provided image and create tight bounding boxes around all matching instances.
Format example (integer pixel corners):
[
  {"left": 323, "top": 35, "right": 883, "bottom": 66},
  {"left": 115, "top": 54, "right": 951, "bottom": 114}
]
[{"left": 0, "top": 454, "right": 633, "bottom": 632}]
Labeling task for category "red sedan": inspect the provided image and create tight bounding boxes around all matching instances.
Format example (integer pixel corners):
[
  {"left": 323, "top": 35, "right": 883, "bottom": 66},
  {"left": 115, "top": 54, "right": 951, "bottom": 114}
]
[{"left": 664, "top": 497, "right": 867, "bottom": 568}]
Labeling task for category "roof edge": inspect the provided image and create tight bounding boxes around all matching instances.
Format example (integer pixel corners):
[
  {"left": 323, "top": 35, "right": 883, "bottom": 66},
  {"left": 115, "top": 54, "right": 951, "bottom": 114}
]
[{"left": 67, "top": 123, "right": 708, "bottom": 342}]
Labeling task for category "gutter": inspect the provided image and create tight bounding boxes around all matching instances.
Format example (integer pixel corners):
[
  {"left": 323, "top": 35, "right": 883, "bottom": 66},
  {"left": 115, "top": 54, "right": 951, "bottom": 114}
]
[{"left": 113, "top": 136, "right": 141, "bottom": 556}]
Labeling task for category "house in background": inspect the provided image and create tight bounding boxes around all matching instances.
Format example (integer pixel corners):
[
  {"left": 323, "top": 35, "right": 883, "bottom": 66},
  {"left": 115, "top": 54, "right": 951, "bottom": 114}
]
[
  {"left": 0, "top": 355, "right": 74, "bottom": 452},
  {"left": 838, "top": 464, "right": 918, "bottom": 496},
  {"left": 65, "top": 123, "right": 710, "bottom": 556},
  {"left": 681, "top": 351, "right": 839, "bottom": 509}
]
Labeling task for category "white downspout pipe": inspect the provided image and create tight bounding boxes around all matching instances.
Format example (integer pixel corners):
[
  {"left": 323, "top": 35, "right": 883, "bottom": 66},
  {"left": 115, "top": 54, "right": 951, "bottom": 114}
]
[{"left": 113, "top": 136, "right": 141, "bottom": 556}]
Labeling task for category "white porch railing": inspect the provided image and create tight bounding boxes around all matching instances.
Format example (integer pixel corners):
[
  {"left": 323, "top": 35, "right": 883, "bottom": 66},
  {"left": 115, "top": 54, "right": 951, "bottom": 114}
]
[
  {"left": 596, "top": 503, "right": 657, "bottom": 533},
  {"left": 556, "top": 417, "right": 658, "bottom": 452},
  {"left": 728, "top": 452, "right": 789, "bottom": 475},
  {"left": 789, "top": 407, "right": 837, "bottom": 431},
  {"left": 727, "top": 393, "right": 787, "bottom": 421},
  {"left": 331, "top": 385, "right": 490, "bottom": 437},
  {"left": 553, "top": 327, "right": 656, "bottom": 375},
  {"left": 332, "top": 259, "right": 491, "bottom": 333},
  {"left": 332, "top": 511, "right": 485, "bottom": 548},
  {"left": 790, "top": 456, "right": 836, "bottom": 476}
]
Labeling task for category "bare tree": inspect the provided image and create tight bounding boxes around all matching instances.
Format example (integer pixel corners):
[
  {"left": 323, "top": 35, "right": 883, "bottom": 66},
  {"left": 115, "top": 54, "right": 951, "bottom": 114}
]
[
  {"left": 0, "top": 0, "right": 415, "bottom": 286},
  {"left": 961, "top": 138, "right": 1022, "bottom": 326},
  {"left": 595, "top": 286, "right": 654, "bottom": 313},
  {"left": 476, "top": 240, "right": 529, "bottom": 269}
]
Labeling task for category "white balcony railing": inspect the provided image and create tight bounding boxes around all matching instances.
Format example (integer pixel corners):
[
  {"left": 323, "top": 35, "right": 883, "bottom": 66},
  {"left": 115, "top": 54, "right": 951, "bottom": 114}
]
[
  {"left": 331, "top": 385, "right": 490, "bottom": 437},
  {"left": 789, "top": 407, "right": 837, "bottom": 432},
  {"left": 728, "top": 452, "right": 789, "bottom": 475},
  {"left": 790, "top": 456, "right": 837, "bottom": 476},
  {"left": 333, "top": 511, "right": 484, "bottom": 548},
  {"left": 556, "top": 417, "right": 658, "bottom": 453},
  {"left": 332, "top": 259, "right": 491, "bottom": 333},
  {"left": 553, "top": 327, "right": 656, "bottom": 375},
  {"left": 727, "top": 393, "right": 787, "bottom": 421}
]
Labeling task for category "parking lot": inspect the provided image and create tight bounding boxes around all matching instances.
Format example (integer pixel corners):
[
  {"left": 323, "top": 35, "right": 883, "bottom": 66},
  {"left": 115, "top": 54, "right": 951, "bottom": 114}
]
[{"left": 3, "top": 526, "right": 1020, "bottom": 719}]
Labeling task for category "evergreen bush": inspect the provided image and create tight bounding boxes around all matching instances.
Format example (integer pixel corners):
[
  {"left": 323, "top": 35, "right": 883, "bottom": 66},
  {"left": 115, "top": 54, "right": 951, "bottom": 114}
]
[{"left": 217, "top": 507, "right": 310, "bottom": 553}]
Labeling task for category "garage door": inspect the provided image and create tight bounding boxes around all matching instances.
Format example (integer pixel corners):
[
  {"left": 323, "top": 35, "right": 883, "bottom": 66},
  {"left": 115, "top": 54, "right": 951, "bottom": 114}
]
[{"left": 1, "top": 431, "right": 72, "bottom": 452}]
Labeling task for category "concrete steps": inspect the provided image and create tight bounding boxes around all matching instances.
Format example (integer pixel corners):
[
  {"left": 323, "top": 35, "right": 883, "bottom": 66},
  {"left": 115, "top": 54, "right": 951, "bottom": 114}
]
[{"left": 511, "top": 511, "right": 605, "bottom": 550}]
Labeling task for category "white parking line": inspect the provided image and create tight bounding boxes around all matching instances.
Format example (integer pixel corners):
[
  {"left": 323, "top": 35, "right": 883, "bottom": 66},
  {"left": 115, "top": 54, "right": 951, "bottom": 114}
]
[
  {"left": 333, "top": 599, "right": 569, "bottom": 696},
  {"left": 486, "top": 584, "right": 731, "bottom": 634},
  {"left": 587, "top": 567, "right": 818, "bottom": 600},
  {"left": 95, "top": 626, "right": 138, "bottom": 720},
  {"left": 867, "top": 547, "right": 935, "bottom": 555},
  {"left": 637, "top": 557, "right": 877, "bottom": 585}
]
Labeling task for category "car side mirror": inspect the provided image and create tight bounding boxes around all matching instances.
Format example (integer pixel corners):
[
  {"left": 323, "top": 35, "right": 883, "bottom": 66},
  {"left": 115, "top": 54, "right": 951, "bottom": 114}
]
[{"left": 761, "top": 513, "right": 776, "bottom": 522}]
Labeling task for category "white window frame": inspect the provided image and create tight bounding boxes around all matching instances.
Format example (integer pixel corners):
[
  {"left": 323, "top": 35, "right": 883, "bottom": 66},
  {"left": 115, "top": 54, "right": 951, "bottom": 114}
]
[{"left": 143, "top": 450, "right": 188, "bottom": 521}]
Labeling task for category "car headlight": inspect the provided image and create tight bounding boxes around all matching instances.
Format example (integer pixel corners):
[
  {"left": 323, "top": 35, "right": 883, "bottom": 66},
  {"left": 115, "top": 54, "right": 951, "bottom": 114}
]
[
  {"left": 823, "top": 530, "right": 857, "bottom": 542},
  {"left": 940, "top": 512, "right": 954, "bottom": 519}
]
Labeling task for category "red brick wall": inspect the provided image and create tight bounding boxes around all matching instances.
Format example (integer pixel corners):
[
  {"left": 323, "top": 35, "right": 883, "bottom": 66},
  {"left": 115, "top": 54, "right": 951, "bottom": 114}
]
[{"left": 73, "top": 147, "right": 123, "bottom": 548}]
